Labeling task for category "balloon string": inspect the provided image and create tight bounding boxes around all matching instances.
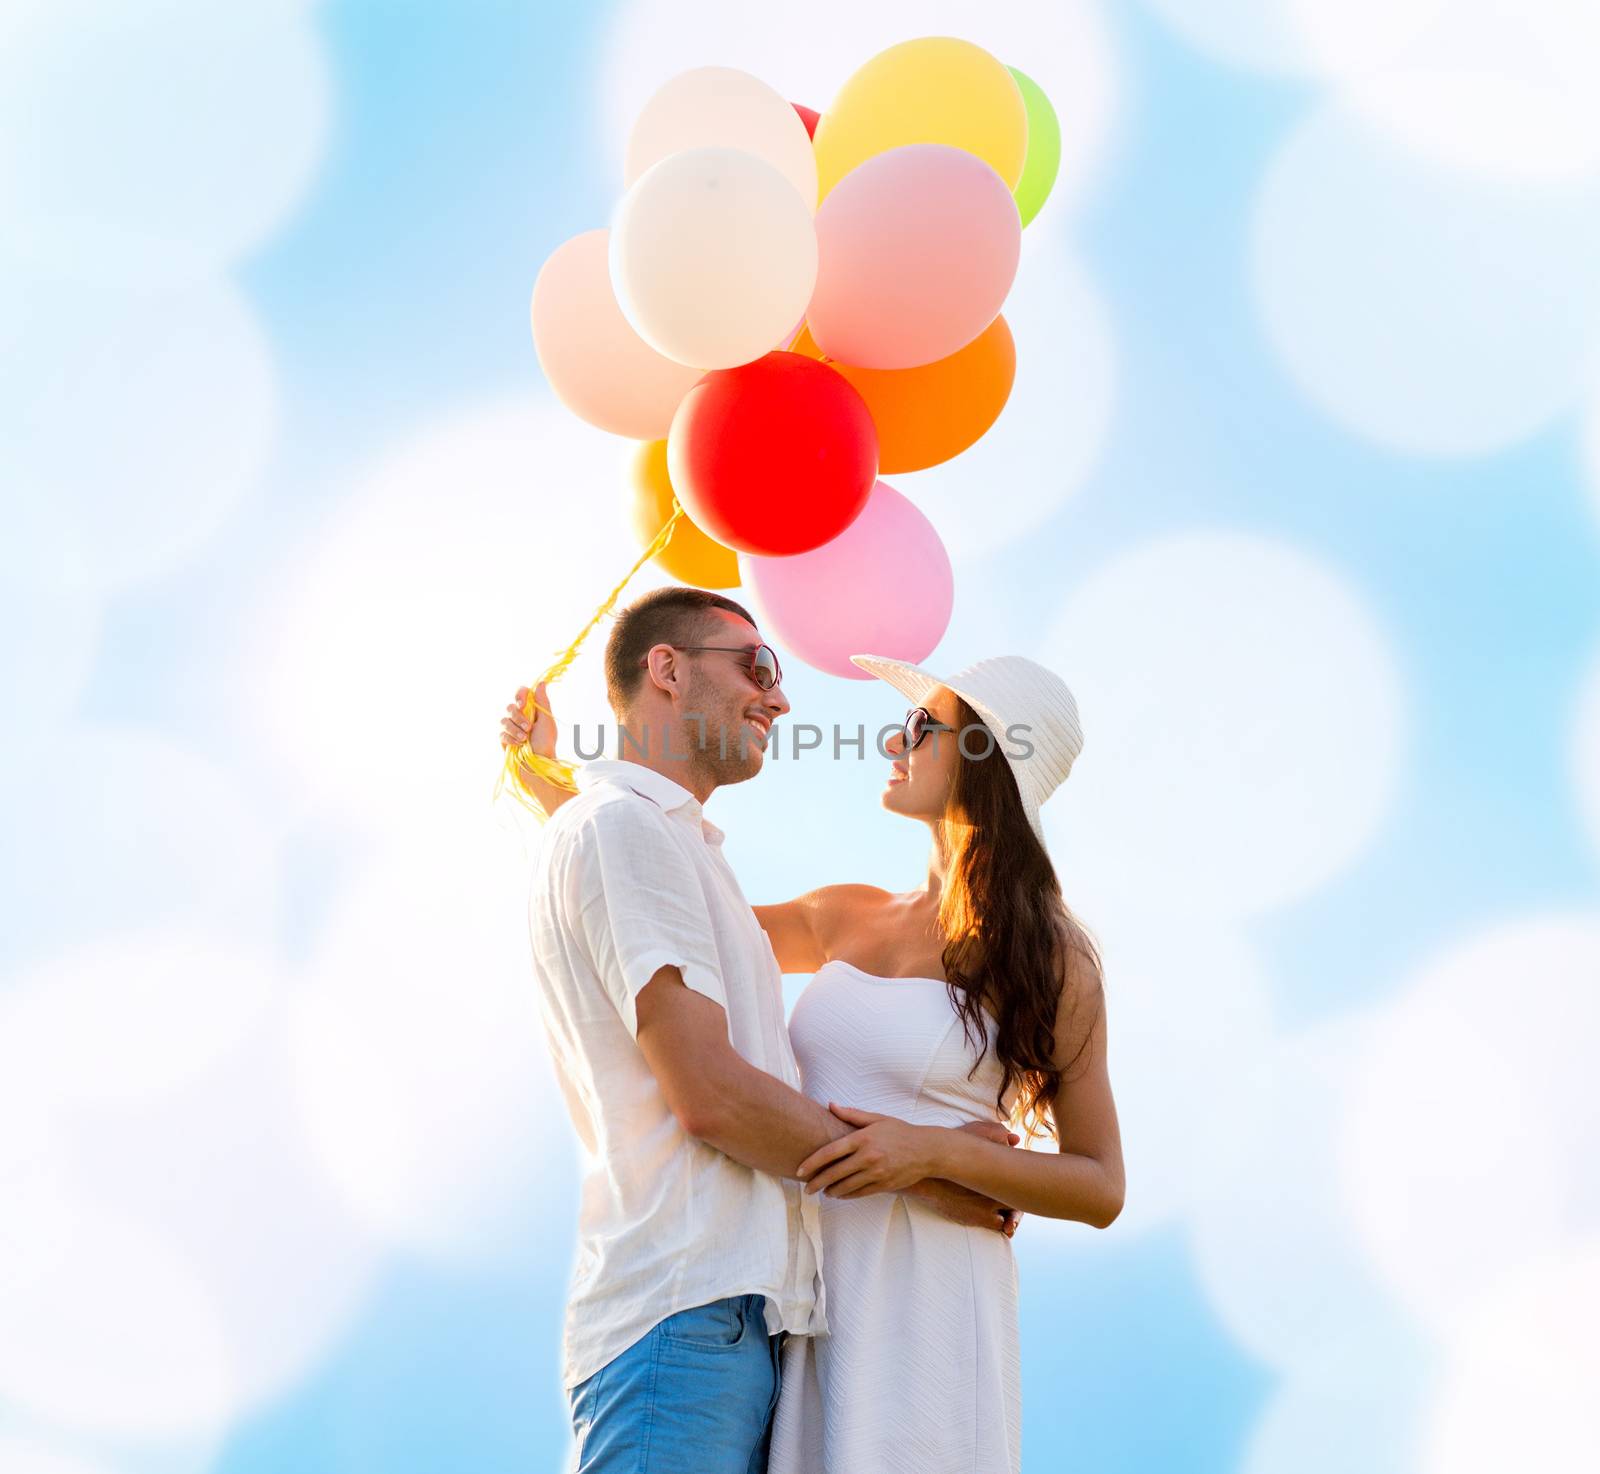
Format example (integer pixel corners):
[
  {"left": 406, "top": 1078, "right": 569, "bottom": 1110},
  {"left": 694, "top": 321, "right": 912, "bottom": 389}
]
[{"left": 496, "top": 504, "right": 686, "bottom": 818}]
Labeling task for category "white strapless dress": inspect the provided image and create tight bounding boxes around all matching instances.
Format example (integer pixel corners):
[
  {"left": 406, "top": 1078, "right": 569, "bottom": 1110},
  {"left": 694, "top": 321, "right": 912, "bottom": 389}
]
[{"left": 767, "top": 959, "right": 1022, "bottom": 1474}]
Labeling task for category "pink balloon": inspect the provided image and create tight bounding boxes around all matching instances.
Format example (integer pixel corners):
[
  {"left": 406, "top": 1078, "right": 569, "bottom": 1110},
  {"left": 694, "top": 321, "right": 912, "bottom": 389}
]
[
  {"left": 808, "top": 144, "right": 1022, "bottom": 370},
  {"left": 738, "top": 481, "right": 953, "bottom": 679}
]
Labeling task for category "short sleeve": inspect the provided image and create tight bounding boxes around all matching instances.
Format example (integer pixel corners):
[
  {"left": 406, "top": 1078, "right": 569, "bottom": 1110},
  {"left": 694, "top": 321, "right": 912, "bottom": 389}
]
[{"left": 563, "top": 799, "right": 729, "bottom": 1038}]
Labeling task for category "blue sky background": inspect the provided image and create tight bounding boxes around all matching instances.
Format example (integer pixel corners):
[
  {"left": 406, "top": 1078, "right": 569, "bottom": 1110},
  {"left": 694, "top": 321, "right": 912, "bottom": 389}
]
[{"left": 3, "top": 3, "right": 1599, "bottom": 1472}]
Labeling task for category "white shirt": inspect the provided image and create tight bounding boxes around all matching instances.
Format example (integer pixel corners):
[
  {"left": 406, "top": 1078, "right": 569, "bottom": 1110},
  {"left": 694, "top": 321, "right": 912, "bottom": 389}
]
[{"left": 527, "top": 757, "right": 828, "bottom": 1389}]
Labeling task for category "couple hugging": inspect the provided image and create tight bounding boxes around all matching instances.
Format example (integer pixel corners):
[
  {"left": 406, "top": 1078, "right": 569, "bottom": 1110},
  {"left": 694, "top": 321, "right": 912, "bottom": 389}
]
[{"left": 500, "top": 585, "right": 1124, "bottom": 1474}]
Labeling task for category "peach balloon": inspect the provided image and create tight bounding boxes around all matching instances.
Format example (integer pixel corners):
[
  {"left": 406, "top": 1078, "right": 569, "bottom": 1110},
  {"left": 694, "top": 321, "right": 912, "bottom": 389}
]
[
  {"left": 791, "top": 316, "right": 1015, "bottom": 473},
  {"left": 530, "top": 229, "right": 705, "bottom": 439},
  {"left": 610, "top": 147, "right": 818, "bottom": 371},
  {"left": 626, "top": 66, "right": 817, "bottom": 211},
  {"left": 627, "top": 440, "right": 739, "bottom": 589},
  {"left": 808, "top": 144, "right": 1021, "bottom": 370}
]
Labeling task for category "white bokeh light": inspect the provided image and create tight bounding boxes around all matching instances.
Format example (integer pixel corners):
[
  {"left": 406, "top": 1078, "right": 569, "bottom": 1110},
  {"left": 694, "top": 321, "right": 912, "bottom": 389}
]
[
  {"left": 1343, "top": 0, "right": 1600, "bottom": 184},
  {"left": 1574, "top": 644, "right": 1600, "bottom": 861},
  {"left": 0, "top": 929, "right": 381, "bottom": 1438},
  {"left": 0, "top": 274, "right": 279, "bottom": 597},
  {"left": 286, "top": 828, "right": 569, "bottom": 1263},
  {"left": 1585, "top": 387, "right": 1600, "bottom": 532},
  {"left": 0, "top": 1437, "right": 122, "bottom": 1474},
  {"left": 1420, "top": 1245, "right": 1600, "bottom": 1474},
  {"left": 256, "top": 394, "right": 673, "bottom": 833},
  {"left": 0, "top": 932, "right": 275, "bottom": 1110},
  {"left": 1024, "top": 911, "right": 1274, "bottom": 1243},
  {"left": 74, "top": 1014, "right": 380, "bottom": 1422},
  {"left": 1137, "top": 0, "right": 1450, "bottom": 78},
  {"left": 1137, "top": 0, "right": 1600, "bottom": 182},
  {"left": 1186, "top": 1015, "right": 1415, "bottom": 1371},
  {"left": 0, "top": 726, "right": 281, "bottom": 969},
  {"left": 600, "top": 0, "right": 1120, "bottom": 228},
  {"left": 1338, "top": 915, "right": 1600, "bottom": 1330},
  {"left": 1040, "top": 531, "right": 1405, "bottom": 920},
  {"left": 0, "top": 583, "right": 97, "bottom": 760},
  {"left": 0, "top": 0, "right": 331, "bottom": 282},
  {"left": 1241, "top": 1324, "right": 1431, "bottom": 1474},
  {"left": 0, "top": 1175, "right": 235, "bottom": 1439},
  {"left": 896, "top": 241, "right": 1116, "bottom": 566},
  {"left": 1253, "top": 101, "right": 1600, "bottom": 457}
]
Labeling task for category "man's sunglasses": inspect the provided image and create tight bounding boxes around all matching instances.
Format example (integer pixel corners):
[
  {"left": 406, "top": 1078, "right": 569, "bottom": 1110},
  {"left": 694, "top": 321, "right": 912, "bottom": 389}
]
[
  {"left": 901, "top": 706, "right": 952, "bottom": 752},
  {"left": 644, "top": 642, "right": 784, "bottom": 691}
]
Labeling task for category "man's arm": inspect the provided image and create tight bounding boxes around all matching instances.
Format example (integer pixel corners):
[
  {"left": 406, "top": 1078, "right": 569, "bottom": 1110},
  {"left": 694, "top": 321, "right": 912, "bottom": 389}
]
[
  {"left": 635, "top": 967, "right": 1016, "bottom": 1233},
  {"left": 635, "top": 964, "right": 853, "bottom": 1178},
  {"left": 500, "top": 682, "right": 576, "bottom": 815}
]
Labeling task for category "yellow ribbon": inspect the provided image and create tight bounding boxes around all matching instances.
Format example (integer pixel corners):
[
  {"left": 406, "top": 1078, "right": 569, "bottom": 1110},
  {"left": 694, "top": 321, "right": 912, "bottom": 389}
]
[{"left": 496, "top": 504, "right": 686, "bottom": 819}]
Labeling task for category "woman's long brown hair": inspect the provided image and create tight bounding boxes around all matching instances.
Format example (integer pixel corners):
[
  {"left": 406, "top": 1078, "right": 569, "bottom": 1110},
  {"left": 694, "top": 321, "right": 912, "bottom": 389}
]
[{"left": 937, "top": 696, "right": 1103, "bottom": 1142}]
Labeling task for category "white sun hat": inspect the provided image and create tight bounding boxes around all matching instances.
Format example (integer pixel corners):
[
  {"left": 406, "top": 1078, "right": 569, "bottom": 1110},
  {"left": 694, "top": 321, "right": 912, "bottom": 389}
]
[{"left": 850, "top": 653, "right": 1084, "bottom": 847}]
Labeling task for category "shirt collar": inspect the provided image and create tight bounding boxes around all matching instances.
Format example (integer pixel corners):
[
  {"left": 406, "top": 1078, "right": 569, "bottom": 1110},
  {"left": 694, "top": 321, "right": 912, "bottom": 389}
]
[{"left": 577, "top": 759, "right": 726, "bottom": 846}]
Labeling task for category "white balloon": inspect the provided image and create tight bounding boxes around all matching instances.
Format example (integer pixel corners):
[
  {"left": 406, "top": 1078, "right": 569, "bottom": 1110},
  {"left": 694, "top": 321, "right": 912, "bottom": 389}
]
[
  {"left": 610, "top": 147, "right": 817, "bottom": 369},
  {"left": 626, "top": 66, "right": 817, "bottom": 210}
]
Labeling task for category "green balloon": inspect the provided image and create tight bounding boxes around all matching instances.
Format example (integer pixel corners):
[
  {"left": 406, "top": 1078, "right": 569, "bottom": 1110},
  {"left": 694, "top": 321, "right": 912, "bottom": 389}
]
[{"left": 1008, "top": 66, "right": 1060, "bottom": 228}]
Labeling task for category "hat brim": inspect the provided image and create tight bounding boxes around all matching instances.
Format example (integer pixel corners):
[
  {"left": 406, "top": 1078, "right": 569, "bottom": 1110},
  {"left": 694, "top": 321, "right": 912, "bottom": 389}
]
[{"left": 850, "top": 653, "right": 1048, "bottom": 848}]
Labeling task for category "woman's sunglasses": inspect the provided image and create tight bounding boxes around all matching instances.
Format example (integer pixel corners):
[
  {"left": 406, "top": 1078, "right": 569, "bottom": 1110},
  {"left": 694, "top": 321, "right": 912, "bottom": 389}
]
[
  {"left": 901, "top": 706, "right": 951, "bottom": 752},
  {"left": 651, "top": 642, "right": 784, "bottom": 691}
]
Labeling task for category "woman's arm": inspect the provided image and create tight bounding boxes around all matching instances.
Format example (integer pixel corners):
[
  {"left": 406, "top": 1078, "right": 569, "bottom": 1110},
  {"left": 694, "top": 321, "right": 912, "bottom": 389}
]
[
  {"left": 752, "top": 882, "right": 883, "bottom": 974},
  {"left": 500, "top": 681, "right": 575, "bottom": 815},
  {"left": 796, "top": 940, "right": 1126, "bottom": 1228},
  {"left": 751, "top": 896, "right": 825, "bottom": 973}
]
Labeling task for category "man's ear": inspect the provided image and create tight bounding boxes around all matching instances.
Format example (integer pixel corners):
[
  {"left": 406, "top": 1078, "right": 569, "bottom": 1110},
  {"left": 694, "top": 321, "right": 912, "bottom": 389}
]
[{"left": 641, "top": 643, "right": 681, "bottom": 697}]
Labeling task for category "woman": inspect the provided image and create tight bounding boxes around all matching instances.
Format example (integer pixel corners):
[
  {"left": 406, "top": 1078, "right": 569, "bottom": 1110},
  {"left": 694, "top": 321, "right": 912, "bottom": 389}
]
[{"left": 502, "top": 650, "right": 1124, "bottom": 1474}]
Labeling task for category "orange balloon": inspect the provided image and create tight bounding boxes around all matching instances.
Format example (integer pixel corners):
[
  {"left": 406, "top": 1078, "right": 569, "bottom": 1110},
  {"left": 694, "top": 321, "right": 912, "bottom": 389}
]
[
  {"left": 790, "top": 317, "right": 1015, "bottom": 473},
  {"left": 627, "top": 440, "right": 740, "bottom": 588}
]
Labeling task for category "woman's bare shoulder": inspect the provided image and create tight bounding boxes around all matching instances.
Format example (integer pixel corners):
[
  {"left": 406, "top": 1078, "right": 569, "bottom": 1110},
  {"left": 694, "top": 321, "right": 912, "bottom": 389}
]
[{"left": 794, "top": 882, "right": 896, "bottom": 932}]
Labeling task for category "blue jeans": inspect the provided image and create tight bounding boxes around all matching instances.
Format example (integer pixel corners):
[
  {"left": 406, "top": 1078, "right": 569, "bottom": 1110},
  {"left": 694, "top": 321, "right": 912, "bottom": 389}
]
[{"left": 567, "top": 1294, "right": 785, "bottom": 1474}]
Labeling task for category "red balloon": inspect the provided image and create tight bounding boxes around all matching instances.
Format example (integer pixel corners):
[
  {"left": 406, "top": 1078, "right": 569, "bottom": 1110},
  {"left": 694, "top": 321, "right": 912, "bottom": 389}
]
[
  {"left": 792, "top": 102, "right": 820, "bottom": 139},
  {"left": 668, "top": 352, "right": 878, "bottom": 557}
]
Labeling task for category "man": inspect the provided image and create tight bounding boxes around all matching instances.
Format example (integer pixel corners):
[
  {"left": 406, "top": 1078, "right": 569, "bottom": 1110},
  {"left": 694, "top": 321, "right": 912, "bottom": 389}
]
[{"left": 503, "top": 586, "right": 1017, "bottom": 1474}]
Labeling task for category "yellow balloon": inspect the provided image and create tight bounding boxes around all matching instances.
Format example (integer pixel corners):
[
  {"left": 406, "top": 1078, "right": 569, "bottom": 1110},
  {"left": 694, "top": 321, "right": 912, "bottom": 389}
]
[
  {"left": 627, "top": 440, "right": 740, "bottom": 589},
  {"left": 814, "top": 37, "right": 1028, "bottom": 200}
]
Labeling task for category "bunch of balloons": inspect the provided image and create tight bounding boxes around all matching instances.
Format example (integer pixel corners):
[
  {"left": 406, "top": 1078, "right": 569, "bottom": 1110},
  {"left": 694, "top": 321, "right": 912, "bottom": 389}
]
[{"left": 530, "top": 36, "right": 1060, "bottom": 680}]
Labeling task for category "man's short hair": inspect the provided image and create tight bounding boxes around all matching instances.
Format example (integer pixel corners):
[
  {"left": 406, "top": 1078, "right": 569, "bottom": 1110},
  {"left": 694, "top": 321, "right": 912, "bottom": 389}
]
[{"left": 604, "top": 586, "right": 758, "bottom": 712}]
